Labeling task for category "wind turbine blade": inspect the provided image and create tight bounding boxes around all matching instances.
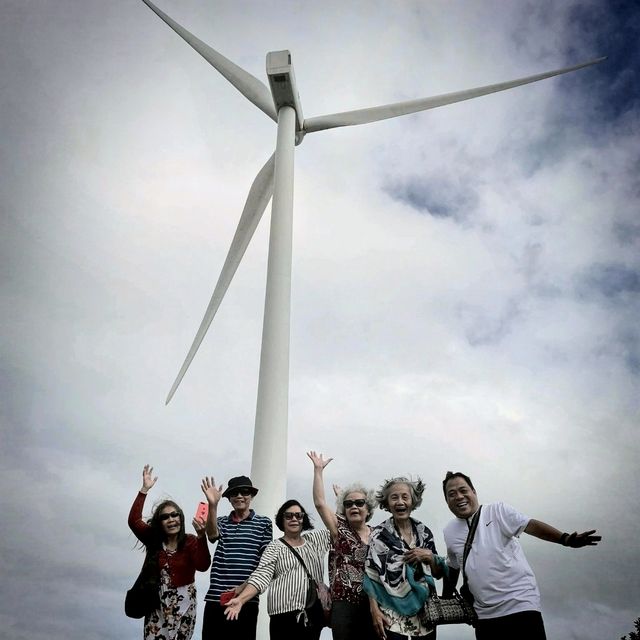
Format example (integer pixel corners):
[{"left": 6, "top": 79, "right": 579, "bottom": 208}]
[
  {"left": 303, "top": 57, "right": 606, "bottom": 133},
  {"left": 141, "top": 0, "right": 277, "bottom": 121},
  {"left": 166, "top": 154, "right": 275, "bottom": 404}
]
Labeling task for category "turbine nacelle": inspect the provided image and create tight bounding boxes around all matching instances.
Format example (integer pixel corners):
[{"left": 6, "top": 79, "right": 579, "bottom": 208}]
[
  {"left": 138, "top": 0, "right": 604, "bottom": 405},
  {"left": 266, "top": 50, "right": 304, "bottom": 138}
]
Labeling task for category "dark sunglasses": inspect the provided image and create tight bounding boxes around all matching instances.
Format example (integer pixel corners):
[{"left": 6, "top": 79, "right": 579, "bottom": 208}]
[
  {"left": 343, "top": 499, "right": 366, "bottom": 509},
  {"left": 283, "top": 511, "right": 304, "bottom": 520},
  {"left": 159, "top": 511, "right": 181, "bottom": 521},
  {"left": 228, "top": 488, "right": 253, "bottom": 497}
]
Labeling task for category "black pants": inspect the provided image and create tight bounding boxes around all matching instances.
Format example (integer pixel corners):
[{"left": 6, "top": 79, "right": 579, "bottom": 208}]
[
  {"left": 331, "top": 599, "right": 377, "bottom": 640},
  {"left": 202, "top": 601, "right": 259, "bottom": 640},
  {"left": 269, "top": 610, "right": 322, "bottom": 640},
  {"left": 475, "top": 610, "right": 547, "bottom": 640}
]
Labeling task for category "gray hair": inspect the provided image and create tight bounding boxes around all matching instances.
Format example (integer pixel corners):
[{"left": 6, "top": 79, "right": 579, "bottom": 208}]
[
  {"left": 335, "top": 483, "right": 377, "bottom": 522},
  {"left": 376, "top": 476, "right": 425, "bottom": 512}
]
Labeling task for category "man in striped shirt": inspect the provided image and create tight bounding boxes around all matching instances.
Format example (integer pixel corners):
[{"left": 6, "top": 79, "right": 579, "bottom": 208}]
[{"left": 201, "top": 475, "right": 272, "bottom": 640}]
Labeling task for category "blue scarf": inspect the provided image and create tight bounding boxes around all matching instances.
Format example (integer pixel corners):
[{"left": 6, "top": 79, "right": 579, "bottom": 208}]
[{"left": 363, "top": 517, "right": 445, "bottom": 616}]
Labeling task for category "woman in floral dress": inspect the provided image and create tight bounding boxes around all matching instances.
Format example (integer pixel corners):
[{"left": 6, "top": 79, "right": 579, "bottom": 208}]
[
  {"left": 128, "top": 465, "right": 211, "bottom": 640},
  {"left": 307, "top": 451, "right": 377, "bottom": 640}
]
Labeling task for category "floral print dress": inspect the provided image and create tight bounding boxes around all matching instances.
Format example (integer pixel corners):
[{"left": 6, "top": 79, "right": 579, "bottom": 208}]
[{"left": 144, "top": 547, "right": 197, "bottom": 640}]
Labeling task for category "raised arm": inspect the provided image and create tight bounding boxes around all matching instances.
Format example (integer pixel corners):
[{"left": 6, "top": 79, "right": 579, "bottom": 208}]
[
  {"left": 307, "top": 450, "right": 338, "bottom": 538},
  {"left": 201, "top": 476, "right": 223, "bottom": 542},
  {"left": 128, "top": 465, "right": 157, "bottom": 541},
  {"left": 190, "top": 516, "right": 212, "bottom": 571},
  {"left": 525, "top": 519, "right": 601, "bottom": 547}
]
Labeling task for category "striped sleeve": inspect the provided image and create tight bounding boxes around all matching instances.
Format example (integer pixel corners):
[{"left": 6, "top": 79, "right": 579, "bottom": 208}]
[
  {"left": 248, "top": 530, "right": 331, "bottom": 616},
  {"left": 247, "top": 540, "right": 281, "bottom": 594}
]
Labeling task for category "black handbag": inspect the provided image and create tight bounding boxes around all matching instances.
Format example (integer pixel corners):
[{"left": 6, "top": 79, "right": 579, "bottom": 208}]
[
  {"left": 125, "top": 551, "right": 160, "bottom": 619},
  {"left": 422, "top": 589, "right": 477, "bottom": 626}
]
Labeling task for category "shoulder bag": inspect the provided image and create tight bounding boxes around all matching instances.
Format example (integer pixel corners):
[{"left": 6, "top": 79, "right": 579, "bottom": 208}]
[
  {"left": 280, "top": 538, "right": 331, "bottom": 628},
  {"left": 124, "top": 550, "right": 161, "bottom": 619}
]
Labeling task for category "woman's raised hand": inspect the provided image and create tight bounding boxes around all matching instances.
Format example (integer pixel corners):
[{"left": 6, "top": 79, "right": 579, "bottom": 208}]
[
  {"left": 201, "top": 477, "right": 223, "bottom": 507},
  {"left": 141, "top": 464, "right": 157, "bottom": 494},
  {"left": 192, "top": 517, "right": 206, "bottom": 538},
  {"left": 307, "top": 450, "right": 333, "bottom": 470}
]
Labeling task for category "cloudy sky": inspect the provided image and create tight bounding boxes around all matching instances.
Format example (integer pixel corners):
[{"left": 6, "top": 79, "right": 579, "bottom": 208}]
[{"left": 1, "top": 1, "right": 638, "bottom": 639}]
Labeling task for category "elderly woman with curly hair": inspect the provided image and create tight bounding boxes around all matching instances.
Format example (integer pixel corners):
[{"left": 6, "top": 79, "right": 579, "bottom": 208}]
[
  {"left": 224, "top": 499, "right": 330, "bottom": 640},
  {"left": 364, "top": 477, "right": 444, "bottom": 640},
  {"left": 307, "top": 451, "right": 377, "bottom": 640},
  {"left": 128, "top": 465, "right": 211, "bottom": 640}
]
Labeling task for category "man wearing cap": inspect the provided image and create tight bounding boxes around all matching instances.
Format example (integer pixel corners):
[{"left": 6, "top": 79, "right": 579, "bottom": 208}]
[
  {"left": 201, "top": 475, "right": 272, "bottom": 640},
  {"left": 441, "top": 471, "right": 600, "bottom": 640}
]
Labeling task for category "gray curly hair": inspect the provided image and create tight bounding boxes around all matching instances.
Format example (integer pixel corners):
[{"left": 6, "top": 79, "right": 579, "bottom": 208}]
[
  {"left": 335, "top": 483, "right": 376, "bottom": 522},
  {"left": 376, "top": 476, "right": 425, "bottom": 512}
]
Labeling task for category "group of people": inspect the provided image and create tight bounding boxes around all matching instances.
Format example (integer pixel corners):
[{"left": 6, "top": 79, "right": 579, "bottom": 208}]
[{"left": 128, "top": 455, "right": 600, "bottom": 640}]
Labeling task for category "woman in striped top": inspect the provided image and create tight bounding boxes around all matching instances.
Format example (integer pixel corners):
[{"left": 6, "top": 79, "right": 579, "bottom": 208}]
[{"left": 224, "top": 499, "right": 330, "bottom": 640}]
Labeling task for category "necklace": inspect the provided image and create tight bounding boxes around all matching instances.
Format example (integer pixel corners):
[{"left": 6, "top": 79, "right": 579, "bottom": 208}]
[{"left": 394, "top": 521, "right": 416, "bottom": 548}]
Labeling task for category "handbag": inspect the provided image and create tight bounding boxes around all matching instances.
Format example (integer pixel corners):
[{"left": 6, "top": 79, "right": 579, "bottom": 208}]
[
  {"left": 420, "top": 506, "right": 482, "bottom": 627},
  {"left": 280, "top": 539, "right": 332, "bottom": 627},
  {"left": 124, "top": 550, "right": 160, "bottom": 619},
  {"left": 422, "top": 589, "right": 477, "bottom": 626}
]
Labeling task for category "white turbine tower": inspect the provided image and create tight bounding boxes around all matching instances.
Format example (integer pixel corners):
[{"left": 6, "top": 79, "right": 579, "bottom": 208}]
[{"left": 140, "top": 0, "right": 603, "bottom": 516}]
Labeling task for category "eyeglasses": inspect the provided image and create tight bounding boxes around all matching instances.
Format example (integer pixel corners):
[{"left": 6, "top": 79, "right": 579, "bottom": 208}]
[
  {"left": 159, "top": 511, "right": 180, "bottom": 521},
  {"left": 343, "top": 499, "right": 366, "bottom": 509},
  {"left": 283, "top": 511, "right": 304, "bottom": 520},
  {"left": 228, "top": 488, "right": 253, "bottom": 497}
]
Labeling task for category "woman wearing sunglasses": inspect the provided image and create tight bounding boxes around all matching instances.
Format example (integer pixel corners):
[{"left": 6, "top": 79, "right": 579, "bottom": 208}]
[
  {"left": 224, "top": 499, "right": 330, "bottom": 639},
  {"left": 307, "top": 451, "right": 377, "bottom": 640},
  {"left": 128, "top": 465, "right": 211, "bottom": 640}
]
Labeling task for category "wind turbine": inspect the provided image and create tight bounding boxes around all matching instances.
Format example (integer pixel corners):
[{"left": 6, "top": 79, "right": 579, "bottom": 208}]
[{"left": 140, "top": 0, "right": 603, "bottom": 514}]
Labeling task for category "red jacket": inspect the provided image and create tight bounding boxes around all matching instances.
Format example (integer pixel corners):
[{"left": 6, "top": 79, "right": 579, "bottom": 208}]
[{"left": 128, "top": 492, "right": 211, "bottom": 587}]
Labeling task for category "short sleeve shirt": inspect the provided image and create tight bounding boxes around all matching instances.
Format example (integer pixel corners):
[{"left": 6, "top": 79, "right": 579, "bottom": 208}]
[{"left": 444, "top": 502, "right": 540, "bottom": 619}]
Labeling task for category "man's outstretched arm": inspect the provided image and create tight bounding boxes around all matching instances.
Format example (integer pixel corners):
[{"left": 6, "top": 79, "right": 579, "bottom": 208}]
[{"left": 525, "top": 519, "right": 601, "bottom": 547}]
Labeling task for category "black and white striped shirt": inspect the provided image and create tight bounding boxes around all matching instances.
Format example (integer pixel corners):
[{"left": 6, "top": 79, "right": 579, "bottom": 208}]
[{"left": 248, "top": 529, "right": 331, "bottom": 615}]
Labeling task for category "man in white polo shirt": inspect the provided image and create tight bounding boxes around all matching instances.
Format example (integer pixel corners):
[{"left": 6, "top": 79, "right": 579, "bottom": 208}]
[{"left": 442, "top": 471, "right": 600, "bottom": 639}]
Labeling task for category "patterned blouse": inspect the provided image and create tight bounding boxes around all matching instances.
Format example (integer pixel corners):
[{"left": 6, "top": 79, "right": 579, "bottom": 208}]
[{"left": 329, "top": 515, "right": 370, "bottom": 604}]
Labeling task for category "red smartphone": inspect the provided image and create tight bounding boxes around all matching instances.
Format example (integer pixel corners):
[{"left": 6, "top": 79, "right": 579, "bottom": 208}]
[
  {"left": 220, "top": 589, "right": 236, "bottom": 606},
  {"left": 195, "top": 501, "right": 208, "bottom": 522}
]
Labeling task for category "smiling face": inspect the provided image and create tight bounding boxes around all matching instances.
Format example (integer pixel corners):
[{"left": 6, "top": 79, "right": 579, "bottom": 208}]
[
  {"left": 388, "top": 483, "right": 413, "bottom": 521},
  {"left": 159, "top": 505, "right": 182, "bottom": 538},
  {"left": 444, "top": 476, "right": 479, "bottom": 519},
  {"left": 227, "top": 488, "right": 254, "bottom": 514},
  {"left": 282, "top": 504, "right": 304, "bottom": 536},
  {"left": 343, "top": 491, "right": 369, "bottom": 525}
]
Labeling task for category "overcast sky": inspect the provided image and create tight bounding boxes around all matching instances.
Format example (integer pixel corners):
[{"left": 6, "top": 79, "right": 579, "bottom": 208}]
[{"left": 1, "top": 1, "right": 639, "bottom": 639}]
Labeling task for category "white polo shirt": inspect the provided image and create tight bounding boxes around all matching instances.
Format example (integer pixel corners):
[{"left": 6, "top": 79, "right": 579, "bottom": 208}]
[{"left": 444, "top": 502, "right": 541, "bottom": 619}]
